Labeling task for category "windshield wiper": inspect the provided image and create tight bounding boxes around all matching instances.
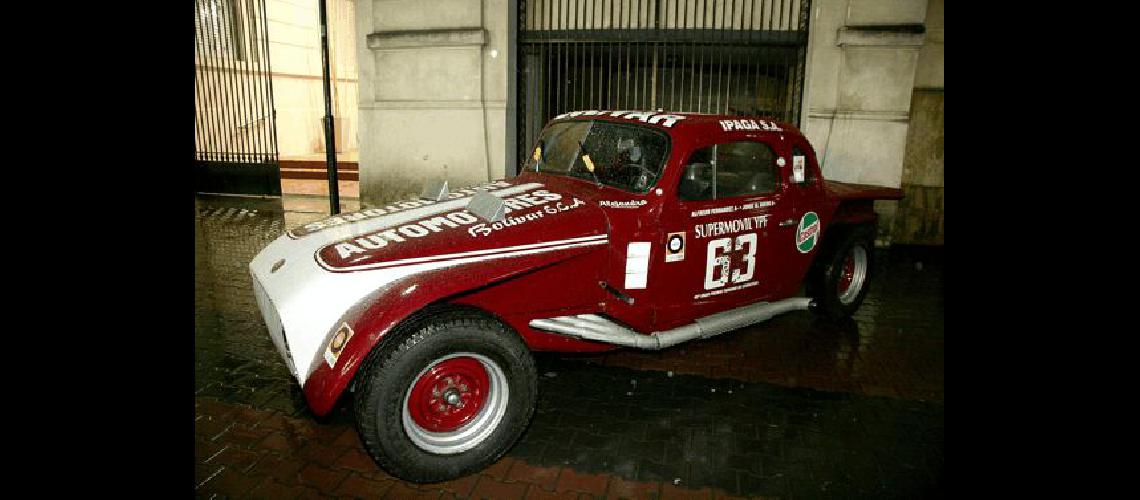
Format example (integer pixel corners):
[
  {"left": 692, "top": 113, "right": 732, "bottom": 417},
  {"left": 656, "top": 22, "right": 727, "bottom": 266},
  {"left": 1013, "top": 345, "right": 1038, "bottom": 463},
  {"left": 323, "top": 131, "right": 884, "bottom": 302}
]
[{"left": 575, "top": 139, "right": 603, "bottom": 188}]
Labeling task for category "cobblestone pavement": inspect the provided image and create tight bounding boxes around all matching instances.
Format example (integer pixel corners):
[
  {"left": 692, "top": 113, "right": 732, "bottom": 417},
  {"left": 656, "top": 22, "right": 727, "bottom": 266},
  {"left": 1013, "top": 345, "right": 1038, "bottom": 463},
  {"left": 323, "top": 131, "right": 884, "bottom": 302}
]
[{"left": 195, "top": 195, "right": 944, "bottom": 499}]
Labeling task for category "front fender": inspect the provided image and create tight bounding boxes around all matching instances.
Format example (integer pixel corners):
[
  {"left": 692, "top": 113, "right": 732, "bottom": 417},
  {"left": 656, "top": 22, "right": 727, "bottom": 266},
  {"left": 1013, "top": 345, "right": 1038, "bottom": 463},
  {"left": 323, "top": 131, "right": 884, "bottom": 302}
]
[{"left": 300, "top": 241, "right": 607, "bottom": 416}]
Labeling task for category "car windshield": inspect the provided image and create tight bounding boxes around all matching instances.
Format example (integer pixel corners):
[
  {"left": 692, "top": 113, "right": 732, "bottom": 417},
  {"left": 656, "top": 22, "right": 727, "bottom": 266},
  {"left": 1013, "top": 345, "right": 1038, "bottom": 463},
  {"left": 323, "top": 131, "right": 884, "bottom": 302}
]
[{"left": 524, "top": 120, "right": 670, "bottom": 193}]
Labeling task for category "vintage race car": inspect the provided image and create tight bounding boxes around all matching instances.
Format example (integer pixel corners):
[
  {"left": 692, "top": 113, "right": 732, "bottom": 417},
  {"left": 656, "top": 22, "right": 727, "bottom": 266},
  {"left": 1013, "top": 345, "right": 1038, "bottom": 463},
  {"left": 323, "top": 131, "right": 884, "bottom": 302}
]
[{"left": 249, "top": 110, "right": 903, "bottom": 482}]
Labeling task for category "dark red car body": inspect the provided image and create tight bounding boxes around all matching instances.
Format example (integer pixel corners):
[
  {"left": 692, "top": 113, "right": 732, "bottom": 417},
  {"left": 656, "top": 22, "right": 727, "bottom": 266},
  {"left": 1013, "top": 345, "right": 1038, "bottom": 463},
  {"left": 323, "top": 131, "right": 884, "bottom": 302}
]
[{"left": 250, "top": 111, "right": 903, "bottom": 417}]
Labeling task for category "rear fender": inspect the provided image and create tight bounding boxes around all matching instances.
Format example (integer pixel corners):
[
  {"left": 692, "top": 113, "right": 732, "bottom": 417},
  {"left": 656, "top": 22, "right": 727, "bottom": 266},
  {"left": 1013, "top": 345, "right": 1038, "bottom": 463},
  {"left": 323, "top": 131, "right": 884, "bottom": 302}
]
[{"left": 810, "top": 201, "right": 878, "bottom": 274}]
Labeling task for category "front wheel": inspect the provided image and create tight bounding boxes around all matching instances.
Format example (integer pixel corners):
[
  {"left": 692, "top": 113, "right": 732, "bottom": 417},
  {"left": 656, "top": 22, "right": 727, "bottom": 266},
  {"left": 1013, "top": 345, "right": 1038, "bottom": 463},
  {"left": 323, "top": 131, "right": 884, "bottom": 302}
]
[
  {"left": 353, "top": 310, "right": 537, "bottom": 483},
  {"left": 809, "top": 229, "right": 874, "bottom": 319}
]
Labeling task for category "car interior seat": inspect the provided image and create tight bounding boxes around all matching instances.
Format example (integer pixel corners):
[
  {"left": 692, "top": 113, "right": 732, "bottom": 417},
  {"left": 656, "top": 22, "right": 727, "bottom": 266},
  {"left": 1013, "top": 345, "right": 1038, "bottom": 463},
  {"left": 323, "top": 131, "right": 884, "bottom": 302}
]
[
  {"left": 747, "top": 170, "right": 776, "bottom": 194},
  {"left": 679, "top": 162, "right": 713, "bottom": 200}
]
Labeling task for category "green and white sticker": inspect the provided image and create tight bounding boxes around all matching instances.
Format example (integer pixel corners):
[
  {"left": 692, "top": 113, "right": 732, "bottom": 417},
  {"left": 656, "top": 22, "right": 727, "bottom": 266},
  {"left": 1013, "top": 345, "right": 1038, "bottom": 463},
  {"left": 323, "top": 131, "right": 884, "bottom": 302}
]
[{"left": 796, "top": 212, "right": 820, "bottom": 253}]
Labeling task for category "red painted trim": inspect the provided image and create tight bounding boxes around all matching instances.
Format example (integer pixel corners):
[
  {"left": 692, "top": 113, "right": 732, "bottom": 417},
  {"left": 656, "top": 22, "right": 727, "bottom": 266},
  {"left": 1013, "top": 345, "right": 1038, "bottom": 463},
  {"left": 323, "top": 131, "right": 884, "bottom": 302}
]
[
  {"left": 281, "top": 169, "right": 359, "bottom": 181},
  {"left": 280, "top": 160, "right": 359, "bottom": 181},
  {"left": 280, "top": 160, "right": 359, "bottom": 171}
]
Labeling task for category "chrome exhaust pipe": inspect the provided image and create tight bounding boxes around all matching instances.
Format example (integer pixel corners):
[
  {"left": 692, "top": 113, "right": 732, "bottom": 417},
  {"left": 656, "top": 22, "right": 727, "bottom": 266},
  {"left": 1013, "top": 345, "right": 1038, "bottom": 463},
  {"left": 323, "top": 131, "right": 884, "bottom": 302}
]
[{"left": 529, "top": 297, "right": 814, "bottom": 350}]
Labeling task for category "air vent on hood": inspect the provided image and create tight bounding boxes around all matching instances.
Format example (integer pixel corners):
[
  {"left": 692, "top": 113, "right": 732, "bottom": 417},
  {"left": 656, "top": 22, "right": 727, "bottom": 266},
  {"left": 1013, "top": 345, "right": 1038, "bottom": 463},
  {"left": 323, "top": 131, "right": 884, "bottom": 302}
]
[
  {"left": 419, "top": 179, "right": 449, "bottom": 201},
  {"left": 467, "top": 190, "right": 506, "bottom": 222}
]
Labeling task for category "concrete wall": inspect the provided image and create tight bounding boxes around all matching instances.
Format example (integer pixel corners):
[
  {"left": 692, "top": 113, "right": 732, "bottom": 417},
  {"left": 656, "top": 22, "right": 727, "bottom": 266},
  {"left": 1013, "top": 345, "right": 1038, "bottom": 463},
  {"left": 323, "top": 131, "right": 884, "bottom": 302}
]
[
  {"left": 356, "top": 0, "right": 508, "bottom": 206},
  {"left": 799, "top": 0, "right": 930, "bottom": 244},
  {"left": 350, "top": 0, "right": 943, "bottom": 235},
  {"left": 266, "top": 0, "right": 358, "bottom": 159},
  {"left": 894, "top": 0, "right": 943, "bottom": 244}
]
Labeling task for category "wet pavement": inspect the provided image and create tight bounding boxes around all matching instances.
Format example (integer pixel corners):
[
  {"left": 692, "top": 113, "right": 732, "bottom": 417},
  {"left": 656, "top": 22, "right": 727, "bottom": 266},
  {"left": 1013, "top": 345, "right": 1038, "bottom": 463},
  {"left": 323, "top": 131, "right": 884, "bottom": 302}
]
[{"left": 195, "top": 194, "right": 944, "bottom": 499}]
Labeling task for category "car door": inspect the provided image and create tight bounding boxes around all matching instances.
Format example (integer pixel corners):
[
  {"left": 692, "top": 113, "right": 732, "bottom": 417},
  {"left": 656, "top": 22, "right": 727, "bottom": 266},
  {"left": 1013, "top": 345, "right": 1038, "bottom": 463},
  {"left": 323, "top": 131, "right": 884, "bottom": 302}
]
[
  {"left": 653, "top": 137, "right": 799, "bottom": 330},
  {"left": 774, "top": 138, "right": 828, "bottom": 290}
]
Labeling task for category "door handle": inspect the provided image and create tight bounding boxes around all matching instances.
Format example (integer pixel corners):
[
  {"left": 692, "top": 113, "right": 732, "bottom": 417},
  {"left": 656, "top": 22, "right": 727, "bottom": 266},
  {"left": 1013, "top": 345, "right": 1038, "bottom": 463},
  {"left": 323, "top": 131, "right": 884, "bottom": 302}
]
[{"left": 779, "top": 218, "right": 796, "bottom": 227}]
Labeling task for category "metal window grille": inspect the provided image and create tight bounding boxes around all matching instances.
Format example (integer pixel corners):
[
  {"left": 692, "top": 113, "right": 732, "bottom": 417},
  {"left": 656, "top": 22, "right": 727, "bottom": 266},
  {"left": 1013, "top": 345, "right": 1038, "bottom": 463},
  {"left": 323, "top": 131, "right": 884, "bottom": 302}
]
[
  {"left": 195, "top": 0, "right": 281, "bottom": 195},
  {"left": 517, "top": 0, "right": 811, "bottom": 174}
]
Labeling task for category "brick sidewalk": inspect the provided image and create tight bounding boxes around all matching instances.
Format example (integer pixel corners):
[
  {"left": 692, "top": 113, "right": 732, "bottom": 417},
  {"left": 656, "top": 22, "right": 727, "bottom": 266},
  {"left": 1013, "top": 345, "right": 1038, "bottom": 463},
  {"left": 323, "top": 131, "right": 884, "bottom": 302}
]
[
  {"left": 196, "top": 396, "right": 776, "bottom": 499},
  {"left": 195, "top": 195, "right": 943, "bottom": 498},
  {"left": 197, "top": 357, "right": 943, "bottom": 499}
]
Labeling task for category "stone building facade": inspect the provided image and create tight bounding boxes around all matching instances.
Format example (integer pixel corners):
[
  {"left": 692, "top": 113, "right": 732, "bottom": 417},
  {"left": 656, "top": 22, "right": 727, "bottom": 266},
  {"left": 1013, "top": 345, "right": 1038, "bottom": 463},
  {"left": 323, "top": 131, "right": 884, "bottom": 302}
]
[{"left": 352, "top": 0, "right": 944, "bottom": 243}]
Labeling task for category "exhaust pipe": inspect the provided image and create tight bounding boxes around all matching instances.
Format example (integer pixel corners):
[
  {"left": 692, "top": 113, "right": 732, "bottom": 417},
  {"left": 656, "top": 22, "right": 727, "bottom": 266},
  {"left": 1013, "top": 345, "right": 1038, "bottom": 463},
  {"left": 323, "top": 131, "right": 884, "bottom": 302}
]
[{"left": 529, "top": 297, "right": 813, "bottom": 350}]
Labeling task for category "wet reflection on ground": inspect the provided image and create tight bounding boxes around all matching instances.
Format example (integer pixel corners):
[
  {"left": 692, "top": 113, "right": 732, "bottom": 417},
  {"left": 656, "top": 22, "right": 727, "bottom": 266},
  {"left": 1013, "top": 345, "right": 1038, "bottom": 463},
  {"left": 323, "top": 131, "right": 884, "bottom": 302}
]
[
  {"left": 584, "top": 245, "right": 945, "bottom": 402},
  {"left": 194, "top": 193, "right": 943, "bottom": 497}
]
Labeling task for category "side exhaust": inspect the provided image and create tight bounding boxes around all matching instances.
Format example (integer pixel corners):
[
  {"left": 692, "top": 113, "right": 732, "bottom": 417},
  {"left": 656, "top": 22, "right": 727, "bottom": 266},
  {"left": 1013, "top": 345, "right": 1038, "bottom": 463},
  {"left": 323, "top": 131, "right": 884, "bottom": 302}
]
[{"left": 529, "top": 297, "right": 813, "bottom": 350}]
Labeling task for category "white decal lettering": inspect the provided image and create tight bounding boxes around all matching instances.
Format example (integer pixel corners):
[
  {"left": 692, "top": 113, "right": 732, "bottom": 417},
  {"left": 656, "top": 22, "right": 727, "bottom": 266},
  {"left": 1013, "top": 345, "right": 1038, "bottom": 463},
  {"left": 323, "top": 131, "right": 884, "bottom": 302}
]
[
  {"left": 648, "top": 114, "right": 686, "bottom": 127},
  {"left": 398, "top": 225, "right": 430, "bottom": 238},
  {"left": 335, "top": 242, "right": 365, "bottom": 259},
  {"left": 447, "top": 212, "right": 478, "bottom": 224},
  {"left": 553, "top": 110, "right": 687, "bottom": 128},
  {"left": 694, "top": 215, "right": 770, "bottom": 238},
  {"left": 703, "top": 233, "right": 759, "bottom": 291},
  {"left": 379, "top": 229, "right": 406, "bottom": 243},
  {"left": 356, "top": 235, "right": 387, "bottom": 250},
  {"left": 420, "top": 216, "right": 459, "bottom": 232}
]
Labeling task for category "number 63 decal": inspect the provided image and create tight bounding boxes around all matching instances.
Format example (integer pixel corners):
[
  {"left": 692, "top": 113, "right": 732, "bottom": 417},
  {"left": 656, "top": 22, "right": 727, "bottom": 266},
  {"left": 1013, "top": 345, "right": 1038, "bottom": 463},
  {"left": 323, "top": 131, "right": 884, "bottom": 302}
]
[{"left": 704, "top": 233, "right": 757, "bottom": 290}]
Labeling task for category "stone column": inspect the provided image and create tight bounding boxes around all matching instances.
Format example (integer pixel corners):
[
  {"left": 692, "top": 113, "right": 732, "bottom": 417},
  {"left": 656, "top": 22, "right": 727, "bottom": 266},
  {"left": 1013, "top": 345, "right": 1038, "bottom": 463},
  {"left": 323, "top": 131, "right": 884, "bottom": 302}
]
[
  {"left": 355, "top": 0, "right": 508, "bottom": 206},
  {"left": 894, "top": 0, "right": 943, "bottom": 244},
  {"left": 800, "top": 0, "right": 928, "bottom": 245}
]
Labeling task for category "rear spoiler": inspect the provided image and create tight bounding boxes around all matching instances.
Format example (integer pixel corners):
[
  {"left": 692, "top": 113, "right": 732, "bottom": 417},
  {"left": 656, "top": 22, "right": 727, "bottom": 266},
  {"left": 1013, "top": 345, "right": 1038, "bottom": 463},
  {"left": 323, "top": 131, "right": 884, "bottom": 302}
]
[{"left": 824, "top": 180, "right": 904, "bottom": 202}]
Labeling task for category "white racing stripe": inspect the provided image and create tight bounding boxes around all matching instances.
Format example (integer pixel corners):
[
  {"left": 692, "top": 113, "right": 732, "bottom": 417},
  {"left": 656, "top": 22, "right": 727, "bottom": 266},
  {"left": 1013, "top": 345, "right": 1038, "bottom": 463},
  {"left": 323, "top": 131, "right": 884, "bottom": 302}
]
[
  {"left": 320, "top": 234, "right": 608, "bottom": 272},
  {"left": 249, "top": 181, "right": 610, "bottom": 384},
  {"left": 382, "top": 237, "right": 609, "bottom": 270},
  {"left": 254, "top": 235, "right": 608, "bottom": 383}
]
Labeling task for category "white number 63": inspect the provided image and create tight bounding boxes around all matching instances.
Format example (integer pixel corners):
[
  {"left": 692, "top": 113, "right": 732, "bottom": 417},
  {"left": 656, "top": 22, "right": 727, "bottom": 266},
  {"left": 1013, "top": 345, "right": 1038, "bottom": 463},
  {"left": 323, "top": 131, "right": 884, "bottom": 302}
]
[{"left": 703, "top": 233, "right": 757, "bottom": 290}]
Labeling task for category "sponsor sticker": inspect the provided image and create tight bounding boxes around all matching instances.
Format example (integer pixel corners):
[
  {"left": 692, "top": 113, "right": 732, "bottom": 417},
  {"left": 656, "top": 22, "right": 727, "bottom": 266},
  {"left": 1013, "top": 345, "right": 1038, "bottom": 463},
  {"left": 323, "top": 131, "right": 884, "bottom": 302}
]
[
  {"left": 792, "top": 155, "right": 806, "bottom": 183},
  {"left": 665, "top": 232, "right": 686, "bottom": 262},
  {"left": 599, "top": 199, "right": 647, "bottom": 209},
  {"left": 690, "top": 202, "right": 774, "bottom": 218},
  {"left": 694, "top": 280, "right": 758, "bottom": 300},
  {"left": 324, "top": 323, "right": 355, "bottom": 368},
  {"left": 796, "top": 212, "right": 821, "bottom": 253},
  {"left": 694, "top": 215, "right": 770, "bottom": 239},
  {"left": 553, "top": 110, "right": 687, "bottom": 128},
  {"left": 718, "top": 119, "right": 783, "bottom": 132},
  {"left": 625, "top": 242, "right": 652, "bottom": 289}
]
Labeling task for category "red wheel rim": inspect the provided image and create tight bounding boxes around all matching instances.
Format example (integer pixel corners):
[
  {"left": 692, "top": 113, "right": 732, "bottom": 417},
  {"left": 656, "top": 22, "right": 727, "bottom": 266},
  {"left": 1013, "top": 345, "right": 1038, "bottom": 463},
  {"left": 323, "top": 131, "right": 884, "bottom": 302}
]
[
  {"left": 406, "top": 356, "right": 489, "bottom": 433},
  {"left": 837, "top": 253, "right": 856, "bottom": 295}
]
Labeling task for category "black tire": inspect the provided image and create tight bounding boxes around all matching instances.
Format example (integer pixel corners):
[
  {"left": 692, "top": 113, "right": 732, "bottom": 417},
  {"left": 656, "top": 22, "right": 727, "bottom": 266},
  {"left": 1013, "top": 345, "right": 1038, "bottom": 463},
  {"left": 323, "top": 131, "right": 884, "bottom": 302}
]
[
  {"left": 808, "top": 227, "right": 874, "bottom": 319},
  {"left": 353, "top": 309, "right": 537, "bottom": 483}
]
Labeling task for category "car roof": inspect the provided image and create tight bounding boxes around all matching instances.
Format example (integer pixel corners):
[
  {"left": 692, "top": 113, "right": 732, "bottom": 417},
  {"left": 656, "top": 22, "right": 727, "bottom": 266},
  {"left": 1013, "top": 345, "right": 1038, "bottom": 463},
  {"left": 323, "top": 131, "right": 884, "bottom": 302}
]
[{"left": 547, "top": 110, "right": 804, "bottom": 140}]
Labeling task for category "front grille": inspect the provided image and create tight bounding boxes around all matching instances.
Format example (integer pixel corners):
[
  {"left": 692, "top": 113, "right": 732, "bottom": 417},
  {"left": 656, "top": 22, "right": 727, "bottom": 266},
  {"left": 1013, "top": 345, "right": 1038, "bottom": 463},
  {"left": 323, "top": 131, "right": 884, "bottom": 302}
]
[{"left": 251, "top": 272, "right": 297, "bottom": 377}]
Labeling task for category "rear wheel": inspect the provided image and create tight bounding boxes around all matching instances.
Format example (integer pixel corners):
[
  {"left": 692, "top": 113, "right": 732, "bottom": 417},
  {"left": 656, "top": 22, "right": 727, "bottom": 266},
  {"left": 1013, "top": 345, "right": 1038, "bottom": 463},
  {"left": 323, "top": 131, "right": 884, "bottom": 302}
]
[
  {"left": 809, "top": 229, "right": 874, "bottom": 319},
  {"left": 353, "top": 310, "right": 537, "bottom": 483}
]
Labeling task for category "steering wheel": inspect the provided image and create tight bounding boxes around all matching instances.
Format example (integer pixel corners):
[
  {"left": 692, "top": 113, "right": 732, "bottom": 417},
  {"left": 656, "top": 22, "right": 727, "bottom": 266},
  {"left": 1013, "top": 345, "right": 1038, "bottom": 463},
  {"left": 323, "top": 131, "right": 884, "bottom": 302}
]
[{"left": 615, "top": 162, "right": 654, "bottom": 190}]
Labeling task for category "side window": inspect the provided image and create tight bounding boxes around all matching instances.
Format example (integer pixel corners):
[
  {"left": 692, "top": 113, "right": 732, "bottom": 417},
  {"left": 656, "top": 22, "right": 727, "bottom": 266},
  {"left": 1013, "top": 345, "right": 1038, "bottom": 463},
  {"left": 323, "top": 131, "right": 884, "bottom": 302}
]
[
  {"left": 678, "top": 146, "right": 714, "bottom": 201},
  {"left": 678, "top": 141, "right": 779, "bottom": 201},
  {"left": 716, "top": 142, "right": 779, "bottom": 197}
]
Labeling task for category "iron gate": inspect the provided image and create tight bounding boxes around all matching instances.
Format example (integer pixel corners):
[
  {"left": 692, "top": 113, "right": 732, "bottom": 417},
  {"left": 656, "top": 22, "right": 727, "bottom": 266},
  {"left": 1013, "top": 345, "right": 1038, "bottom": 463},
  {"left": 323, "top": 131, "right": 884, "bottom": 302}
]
[
  {"left": 517, "top": 0, "right": 811, "bottom": 174},
  {"left": 195, "top": 0, "right": 281, "bottom": 196}
]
